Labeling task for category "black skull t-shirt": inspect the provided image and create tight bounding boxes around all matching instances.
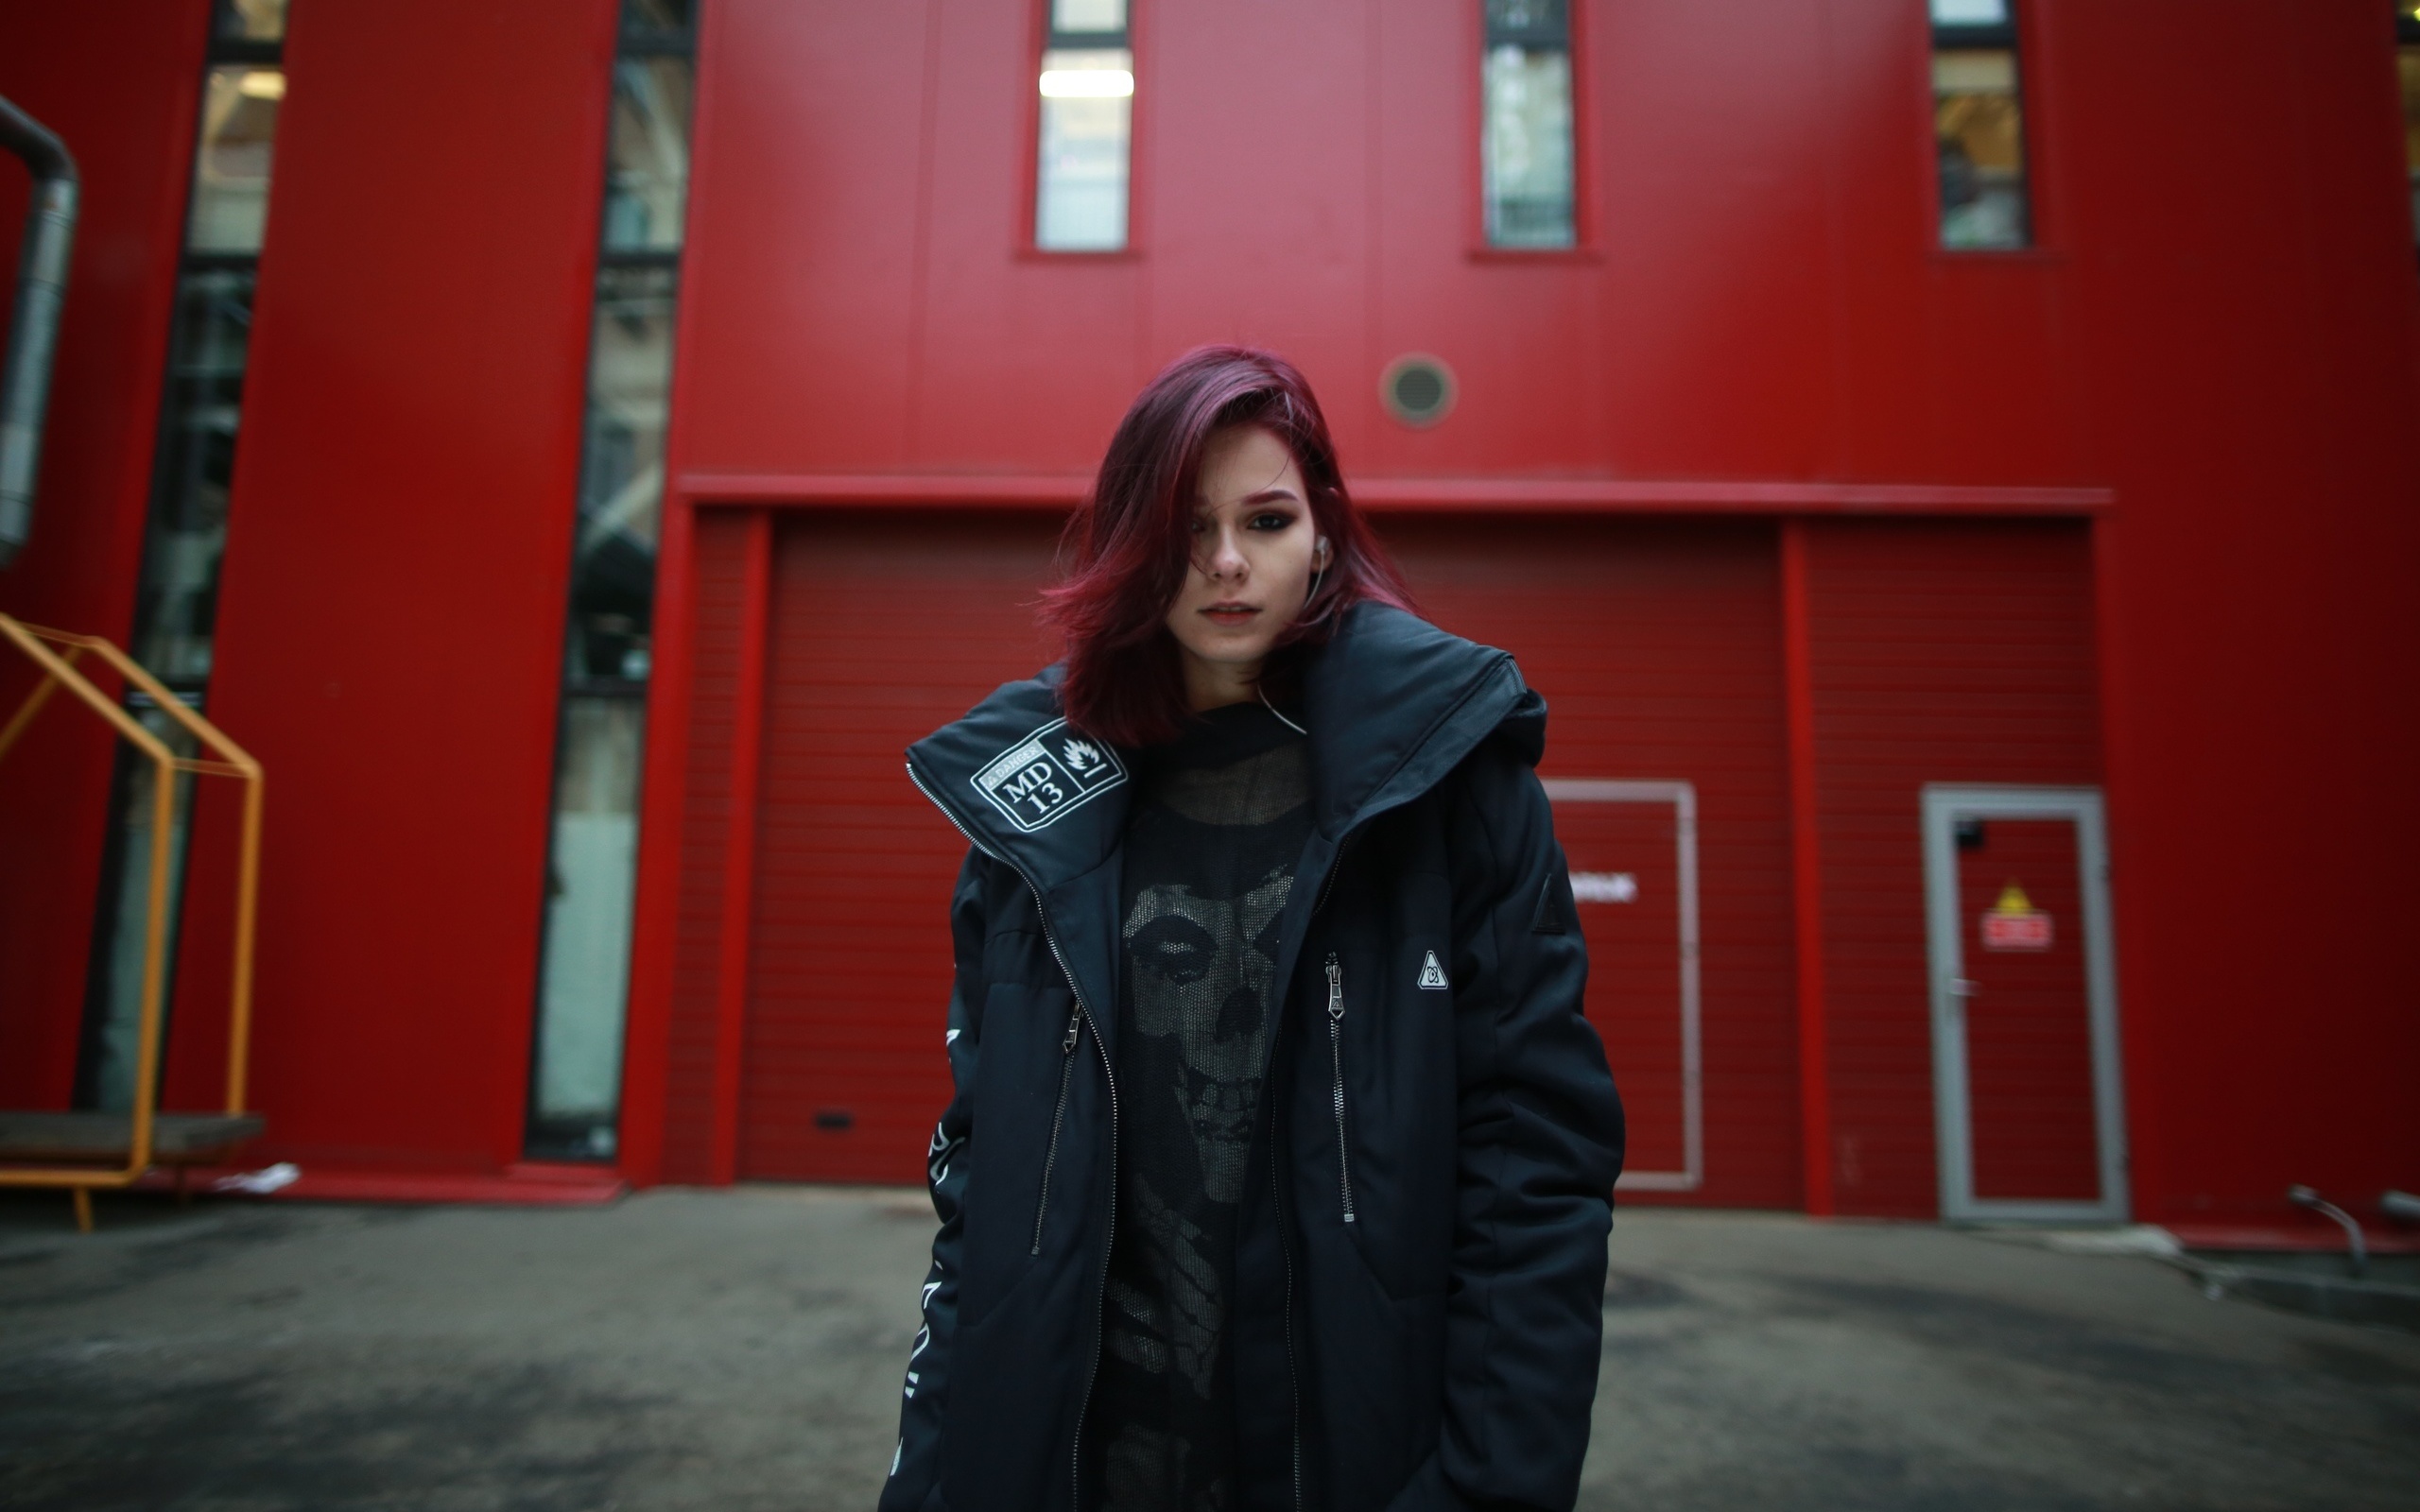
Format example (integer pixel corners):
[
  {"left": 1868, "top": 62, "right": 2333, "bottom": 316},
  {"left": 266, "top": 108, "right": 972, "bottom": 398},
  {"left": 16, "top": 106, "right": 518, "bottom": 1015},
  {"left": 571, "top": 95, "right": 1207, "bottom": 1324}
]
[{"left": 1086, "top": 700, "right": 1311, "bottom": 1512}]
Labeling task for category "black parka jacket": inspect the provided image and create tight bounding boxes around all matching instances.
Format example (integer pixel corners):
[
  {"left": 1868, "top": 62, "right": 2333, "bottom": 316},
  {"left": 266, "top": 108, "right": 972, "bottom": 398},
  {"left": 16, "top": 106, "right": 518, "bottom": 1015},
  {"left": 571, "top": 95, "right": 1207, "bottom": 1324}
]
[{"left": 883, "top": 604, "right": 1625, "bottom": 1512}]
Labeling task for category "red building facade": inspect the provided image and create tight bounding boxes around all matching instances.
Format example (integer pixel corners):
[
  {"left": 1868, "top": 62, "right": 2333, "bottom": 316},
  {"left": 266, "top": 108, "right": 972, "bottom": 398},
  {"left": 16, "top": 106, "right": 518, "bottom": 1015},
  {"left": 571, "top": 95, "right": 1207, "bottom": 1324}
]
[{"left": 2, "top": 0, "right": 2415, "bottom": 1234}]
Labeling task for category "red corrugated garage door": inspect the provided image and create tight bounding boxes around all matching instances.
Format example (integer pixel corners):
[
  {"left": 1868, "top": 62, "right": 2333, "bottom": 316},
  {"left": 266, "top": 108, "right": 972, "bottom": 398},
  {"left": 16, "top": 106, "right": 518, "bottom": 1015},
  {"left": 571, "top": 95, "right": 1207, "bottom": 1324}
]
[
  {"left": 674, "top": 511, "right": 2097, "bottom": 1210},
  {"left": 736, "top": 511, "right": 1063, "bottom": 1183},
  {"left": 1386, "top": 519, "right": 1802, "bottom": 1209},
  {"left": 691, "top": 513, "right": 1804, "bottom": 1199},
  {"left": 1801, "top": 518, "right": 2103, "bottom": 1217}
]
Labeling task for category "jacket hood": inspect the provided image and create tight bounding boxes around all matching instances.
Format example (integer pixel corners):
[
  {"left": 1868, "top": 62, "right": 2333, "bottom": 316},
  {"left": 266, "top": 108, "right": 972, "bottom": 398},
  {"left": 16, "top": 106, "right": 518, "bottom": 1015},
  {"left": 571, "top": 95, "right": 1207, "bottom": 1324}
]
[{"left": 904, "top": 602, "right": 1544, "bottom": 897}]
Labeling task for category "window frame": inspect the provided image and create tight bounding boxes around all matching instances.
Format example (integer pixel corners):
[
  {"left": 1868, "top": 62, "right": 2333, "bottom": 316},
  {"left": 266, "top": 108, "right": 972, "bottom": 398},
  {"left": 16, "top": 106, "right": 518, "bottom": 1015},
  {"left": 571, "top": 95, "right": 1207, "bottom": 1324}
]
[
  {"left": 1925, "top": 0, "right": 2054, "bottom": 259},
  {"left": 2396, "top": 5, "right": 2420, "bottom": 266},
  {"left": 1021, "top": 0, "right": 1144, "bottom": 258},
  {"left": 1468, "top": 0, "right": 1597, "bottom": 260},
  {"left": 522, "top": 0, "right": 701, "bottom": 1162}
]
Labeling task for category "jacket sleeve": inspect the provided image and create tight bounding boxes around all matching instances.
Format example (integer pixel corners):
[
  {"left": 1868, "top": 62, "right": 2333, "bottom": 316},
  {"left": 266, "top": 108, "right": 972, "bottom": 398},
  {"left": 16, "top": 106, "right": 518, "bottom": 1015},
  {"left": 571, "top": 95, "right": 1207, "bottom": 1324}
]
[
  {"left": 878, "top": 847, "right": 994, "bottom": 1512},
  {"left": 1393, "top": 740, "right": 1626, "bottom": 1512}
]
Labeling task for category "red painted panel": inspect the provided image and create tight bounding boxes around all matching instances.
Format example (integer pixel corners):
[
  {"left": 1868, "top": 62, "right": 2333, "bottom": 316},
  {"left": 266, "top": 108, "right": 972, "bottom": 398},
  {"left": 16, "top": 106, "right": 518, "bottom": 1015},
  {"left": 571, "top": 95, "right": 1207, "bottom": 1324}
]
[
  {"left": 1384, "top": 518, "right": 1799, "bottom": 1209},
  {"left": 162, "top": 0, "right": 618, "bottom": 1169},
  {"left": 2056, "top": 2, "right": 2420, "bottom": 1229},
  {"left": 1551, "top": 799, "right": 1686, "bottom": 1181},
  {"left": 660, "top": 510, "right": 751, "bottom": 1184},
  {"left": 1957, "top": 817, "right": 2098, "bottom": 1204},
  {"left": 683, "top": 1, "right": 2070, "bottom": 490},
  {"left": 0, "top": 2, "right": 207, "bottom": 1108},
  {"left": 736, "top": 511, "right": 1062, "bottom": 1182},
  {"left": 1805, "top": 518, "right": 2100, "bottom": 1218},
  {"left": 13, "top": 0, "right": 2416, "bottom": 1223}
]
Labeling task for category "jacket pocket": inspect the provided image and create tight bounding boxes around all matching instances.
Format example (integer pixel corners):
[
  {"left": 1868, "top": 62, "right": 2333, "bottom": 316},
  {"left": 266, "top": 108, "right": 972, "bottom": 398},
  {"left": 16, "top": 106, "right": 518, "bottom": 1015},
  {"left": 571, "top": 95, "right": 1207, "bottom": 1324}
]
[
  {"left": 1029, "top": 1004, "right": 1083, "bottom": 1254},
  {"left": 959, "top": 980, "right": 1073, "bottom": 1327}
]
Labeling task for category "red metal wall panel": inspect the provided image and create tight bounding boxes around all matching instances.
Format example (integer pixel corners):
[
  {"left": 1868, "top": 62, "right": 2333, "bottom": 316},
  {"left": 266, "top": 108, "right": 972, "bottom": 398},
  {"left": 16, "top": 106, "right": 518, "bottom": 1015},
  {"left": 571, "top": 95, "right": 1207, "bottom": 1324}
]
[
  {"left": 659, "top": 511, "right": 752, "bottom": 1184},
  {"left": 0, "top": 2, "right": 208, "bottom": 1109},
  {"left": 2057, "top": 2, "right": 2420, "bottom": 1230},
  {"left": 679, "top": 0, "right": 2091, "bottom": 490},
  {"left": 1803, "top": 519, "right": 2100, "bottom": 1218},
  {"left": 11, "top": 0, "right": 2414, "bottom": 1220},
  {"left": 158, "top": 1, "right": 619, "bottom": 1169},
  {"left": 733, "top": 511, "right": 1062, "bottom": 1182},
  {"left": 1386, "top": 519, "right": 1800, "bottom": 1209}
]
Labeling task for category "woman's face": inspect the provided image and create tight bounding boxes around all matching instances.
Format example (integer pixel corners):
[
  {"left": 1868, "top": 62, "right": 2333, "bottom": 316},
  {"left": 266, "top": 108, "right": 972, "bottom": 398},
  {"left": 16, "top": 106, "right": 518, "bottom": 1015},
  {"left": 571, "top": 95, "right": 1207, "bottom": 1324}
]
[{"left": 1164, "top": 423, "right": 1324, "bottom": 705}]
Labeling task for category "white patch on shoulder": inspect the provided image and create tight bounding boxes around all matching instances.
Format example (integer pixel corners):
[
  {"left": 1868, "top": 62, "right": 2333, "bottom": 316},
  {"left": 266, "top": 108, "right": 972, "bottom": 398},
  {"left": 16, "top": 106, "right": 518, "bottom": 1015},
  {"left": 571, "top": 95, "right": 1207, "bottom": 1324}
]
[
  {"left": 972, "top": 717, "right": 1127, "bottom": 833},
  {"left": 1417, "top": 950, "right": 1449, "bottom": 990}
]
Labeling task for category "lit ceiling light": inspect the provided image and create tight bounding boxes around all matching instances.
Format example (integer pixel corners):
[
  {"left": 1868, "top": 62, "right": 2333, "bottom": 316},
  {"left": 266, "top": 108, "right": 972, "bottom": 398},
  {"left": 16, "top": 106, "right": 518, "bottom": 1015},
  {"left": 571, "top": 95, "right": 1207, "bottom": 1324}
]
[
  {"left": 1039, "top": 69, "right": 1133, "bottom": 98},
  {"left": 238, "top": 70, "right": 286, "bottom": 99}
]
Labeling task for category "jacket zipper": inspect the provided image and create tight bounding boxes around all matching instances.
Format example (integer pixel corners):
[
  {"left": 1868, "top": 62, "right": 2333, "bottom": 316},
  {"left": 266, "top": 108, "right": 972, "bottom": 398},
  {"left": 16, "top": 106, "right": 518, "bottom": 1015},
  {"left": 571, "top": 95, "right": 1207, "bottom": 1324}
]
[
  {"left": 904, "top": 761, "right": 1121, "bottom": 1512},
  {"left": 1031, "top": 1006, "right": 1083, "bottom": 1255},
  {"left": 1324, "top": 954, "right": 1356, "bottom": 1224},
  {"left": 1262, "top": 838, "right": 1357, "bottom": 1512}
]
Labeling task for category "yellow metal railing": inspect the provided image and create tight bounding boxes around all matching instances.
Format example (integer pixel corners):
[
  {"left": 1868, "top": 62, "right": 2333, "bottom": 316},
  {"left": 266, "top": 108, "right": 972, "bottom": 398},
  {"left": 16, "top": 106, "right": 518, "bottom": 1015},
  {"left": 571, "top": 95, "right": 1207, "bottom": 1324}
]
[{"left": 0, "top": 612, "right": 263, "bottom": 1229}]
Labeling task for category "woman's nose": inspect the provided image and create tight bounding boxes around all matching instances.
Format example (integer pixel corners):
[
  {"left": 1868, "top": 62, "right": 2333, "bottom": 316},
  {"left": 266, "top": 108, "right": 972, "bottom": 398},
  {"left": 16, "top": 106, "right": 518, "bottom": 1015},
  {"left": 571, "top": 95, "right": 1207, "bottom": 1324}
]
[{"left": 1205, "top": 527, "right": 1248, "bottom": 579}]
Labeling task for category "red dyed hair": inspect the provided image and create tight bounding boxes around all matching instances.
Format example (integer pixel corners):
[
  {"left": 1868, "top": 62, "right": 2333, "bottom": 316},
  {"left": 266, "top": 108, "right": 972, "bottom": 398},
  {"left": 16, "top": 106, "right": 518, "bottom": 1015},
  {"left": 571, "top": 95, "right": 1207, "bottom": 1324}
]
[{"left": 1040, "top": 346, "right": 1414, "bottom": 748}]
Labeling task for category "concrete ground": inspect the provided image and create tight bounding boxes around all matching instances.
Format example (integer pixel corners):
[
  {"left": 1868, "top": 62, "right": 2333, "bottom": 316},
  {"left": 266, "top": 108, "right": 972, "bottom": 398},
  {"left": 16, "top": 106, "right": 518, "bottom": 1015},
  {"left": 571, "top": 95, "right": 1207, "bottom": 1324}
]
[{"left": 2, "top": 1188, "right": 2413, "bottom": 1512}]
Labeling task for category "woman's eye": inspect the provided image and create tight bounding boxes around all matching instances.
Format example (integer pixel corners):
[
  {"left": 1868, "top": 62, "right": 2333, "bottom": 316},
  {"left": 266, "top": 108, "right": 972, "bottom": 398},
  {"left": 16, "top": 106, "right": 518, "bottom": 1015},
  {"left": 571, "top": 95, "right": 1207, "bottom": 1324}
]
[{"left": 1250, "top": 512, "right": 1292, "bottom": 531}]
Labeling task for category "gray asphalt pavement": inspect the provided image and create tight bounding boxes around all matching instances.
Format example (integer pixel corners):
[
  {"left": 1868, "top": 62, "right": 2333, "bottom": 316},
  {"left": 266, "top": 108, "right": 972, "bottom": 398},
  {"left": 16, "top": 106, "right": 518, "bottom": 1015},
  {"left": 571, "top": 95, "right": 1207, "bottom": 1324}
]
[{"left": 2, "top": 1187, "right": 2412, "bottom": 1511}]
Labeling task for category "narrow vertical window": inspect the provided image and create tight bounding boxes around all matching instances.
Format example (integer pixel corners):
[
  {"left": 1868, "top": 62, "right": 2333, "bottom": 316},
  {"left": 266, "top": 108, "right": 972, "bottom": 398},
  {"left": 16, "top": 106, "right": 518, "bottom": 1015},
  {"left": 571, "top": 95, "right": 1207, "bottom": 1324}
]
[
  {"left": 1481, "top": 0, "right": 1576, "bottom": 249},
  {"left": 526, "top": 0, "right": 696, "bottom": 1161},
  {"left": 1034, "top": 0, "right": 1132, "bottom": 251},
  {"left": 2399, "top": 4, "right": 2420, "bottom": 259},
  {"left": 77, "top": 0, "right": 288, "bottom": 1113},
  {"left": 1931, "top": 0, "right": 2031, "bottom": 249}
]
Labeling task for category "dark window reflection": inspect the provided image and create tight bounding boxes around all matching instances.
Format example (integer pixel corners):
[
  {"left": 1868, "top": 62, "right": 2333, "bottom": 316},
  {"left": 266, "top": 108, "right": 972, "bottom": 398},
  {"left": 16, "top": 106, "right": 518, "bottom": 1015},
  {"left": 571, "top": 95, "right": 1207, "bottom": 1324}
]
[
  {"left": 604, "top": 58, "right": 693, "bottom": 252},
  {"left": 1930, "top": 0, "right": 2029, "bottom": 250},
  {"left": 189, "top": 65, "right": 282, "bottom": 253},
  {"left": 82, "top": 268, "right": 251, "bottom": 1109},
  {"left": 622, "top": 0, "right": 691, "bottom": 37},
  {"left": 528, "top": 3, "right": 698, "bottom": 1160},
  {"left": 215, "top": 0, "right": 286, "bottom": 43},
  {"left": 76, "top": 703, "right": 200, "bottom": 1114},
  {"left": 1482, "top": 0, "right": 1576, "bottom": 249},
  {"left": 130, "top": 272, "right": 252, "bottom": 685},
  {"left": 2400, "top": 43, "right": 2420, "bottom": 255},
  {"left": 1035, "top": 0, "right": 1132, "bottom": 250},
  {"left": 569, "top": 266, "right": 674, "bottom": 685}
]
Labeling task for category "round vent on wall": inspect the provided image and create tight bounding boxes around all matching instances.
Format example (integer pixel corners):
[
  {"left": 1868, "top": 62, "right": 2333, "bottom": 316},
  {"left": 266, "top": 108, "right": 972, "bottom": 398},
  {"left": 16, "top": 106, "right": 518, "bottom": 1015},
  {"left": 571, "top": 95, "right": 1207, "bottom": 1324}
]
[{"left": 1380, "top": 353, "right": 1457, "bottom": 429}]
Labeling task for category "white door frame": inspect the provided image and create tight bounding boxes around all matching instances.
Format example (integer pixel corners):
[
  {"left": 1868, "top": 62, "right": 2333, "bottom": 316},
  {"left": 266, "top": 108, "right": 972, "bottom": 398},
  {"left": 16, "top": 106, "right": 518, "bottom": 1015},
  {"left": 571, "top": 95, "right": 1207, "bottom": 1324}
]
[
  {"left": 1920, "top": 784, "right": 2128, "bottom": 1223},
  {"left": 1542, "top": 779, "right": 1701, "bottom": 1193}
]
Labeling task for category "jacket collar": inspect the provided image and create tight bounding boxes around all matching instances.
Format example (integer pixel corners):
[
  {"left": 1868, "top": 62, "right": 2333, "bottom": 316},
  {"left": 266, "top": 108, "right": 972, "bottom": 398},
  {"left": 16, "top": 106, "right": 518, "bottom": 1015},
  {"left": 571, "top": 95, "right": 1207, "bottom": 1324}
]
[{"left": 904, "top": 603, "right": 1542, "bottom": 897}]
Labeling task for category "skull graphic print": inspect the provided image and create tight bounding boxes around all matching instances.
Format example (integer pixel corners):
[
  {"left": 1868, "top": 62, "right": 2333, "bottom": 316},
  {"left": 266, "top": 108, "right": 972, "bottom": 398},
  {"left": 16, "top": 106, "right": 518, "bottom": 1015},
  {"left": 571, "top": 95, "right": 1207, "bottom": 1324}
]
[
  {"left": 1124, "top": 867, "right": 1292, "bottom": 1204},
  {"left": 1087, "top": 703, "right": 1313, "bottom": 1512}
]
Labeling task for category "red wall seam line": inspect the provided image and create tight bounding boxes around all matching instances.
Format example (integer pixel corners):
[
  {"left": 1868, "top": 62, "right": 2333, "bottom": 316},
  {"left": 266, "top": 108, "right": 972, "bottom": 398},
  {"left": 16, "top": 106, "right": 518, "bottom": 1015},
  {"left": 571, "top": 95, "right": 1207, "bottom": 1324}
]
[
  {"left": 614, "top": 508, "right": 691, "bottom": 1190},
  {"left": 1779, "top": 518, "right": 1836, "bottom": 1216},
  {"left": 616, "top": 0, "right": 720, "bottom": 1188},
  {"left": 678, "top": 472, "right": 2117, "bottom": 514},
  {"left": 708, "top": 509, "right": 772, "bottom": 1186},
  {"left": 2084, "top": 511, "right": 2153, "bottom": 1220}
]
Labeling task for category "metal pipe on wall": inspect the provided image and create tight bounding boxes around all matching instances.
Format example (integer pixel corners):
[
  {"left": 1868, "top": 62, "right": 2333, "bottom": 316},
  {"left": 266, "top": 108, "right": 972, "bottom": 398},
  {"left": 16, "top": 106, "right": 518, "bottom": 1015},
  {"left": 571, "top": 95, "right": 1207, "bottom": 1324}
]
[{"left": 0, "top": 93, "right": 78, "bottom": 571}]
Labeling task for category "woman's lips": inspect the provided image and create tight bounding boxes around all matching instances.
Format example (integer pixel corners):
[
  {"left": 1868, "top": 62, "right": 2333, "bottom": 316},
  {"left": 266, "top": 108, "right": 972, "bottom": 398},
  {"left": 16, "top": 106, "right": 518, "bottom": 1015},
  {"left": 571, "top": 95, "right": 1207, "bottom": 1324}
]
[{"left": 1202, "top": 602, "right": 1258, "bottom": 625}]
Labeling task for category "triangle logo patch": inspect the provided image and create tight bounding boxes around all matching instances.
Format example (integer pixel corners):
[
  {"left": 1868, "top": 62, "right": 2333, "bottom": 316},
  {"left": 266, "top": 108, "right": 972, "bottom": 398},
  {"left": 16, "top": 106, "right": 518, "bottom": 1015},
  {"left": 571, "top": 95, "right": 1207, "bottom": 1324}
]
[{"left": 1417, "top": 950, "right": 1449, "bottom": 990}]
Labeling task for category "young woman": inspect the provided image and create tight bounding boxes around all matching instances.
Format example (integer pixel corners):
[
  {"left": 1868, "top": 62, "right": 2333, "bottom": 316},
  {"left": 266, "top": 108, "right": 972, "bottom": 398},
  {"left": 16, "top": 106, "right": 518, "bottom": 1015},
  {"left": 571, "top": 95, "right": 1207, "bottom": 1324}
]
[{"left": 888, "top": 347, "right": 1623, "bottom": 1512}]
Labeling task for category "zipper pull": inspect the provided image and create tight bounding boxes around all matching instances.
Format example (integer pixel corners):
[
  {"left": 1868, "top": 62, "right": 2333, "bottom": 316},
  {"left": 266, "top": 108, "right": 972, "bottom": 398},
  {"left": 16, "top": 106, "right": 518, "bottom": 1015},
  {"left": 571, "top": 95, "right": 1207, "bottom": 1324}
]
[
  {"left": 1325, "top": 954, "right": 1343, "bottom": 1022},
  {"left": 1062, "top": 1009, "right": 1082, "bottom": 1054}
]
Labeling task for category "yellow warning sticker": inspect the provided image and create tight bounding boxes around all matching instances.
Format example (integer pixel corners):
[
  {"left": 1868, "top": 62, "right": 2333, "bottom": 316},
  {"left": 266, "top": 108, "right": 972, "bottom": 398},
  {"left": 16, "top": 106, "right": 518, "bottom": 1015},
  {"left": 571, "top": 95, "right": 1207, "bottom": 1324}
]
[{"left": 1981, "top": 880, "right": 2053, "bottom": 951}]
